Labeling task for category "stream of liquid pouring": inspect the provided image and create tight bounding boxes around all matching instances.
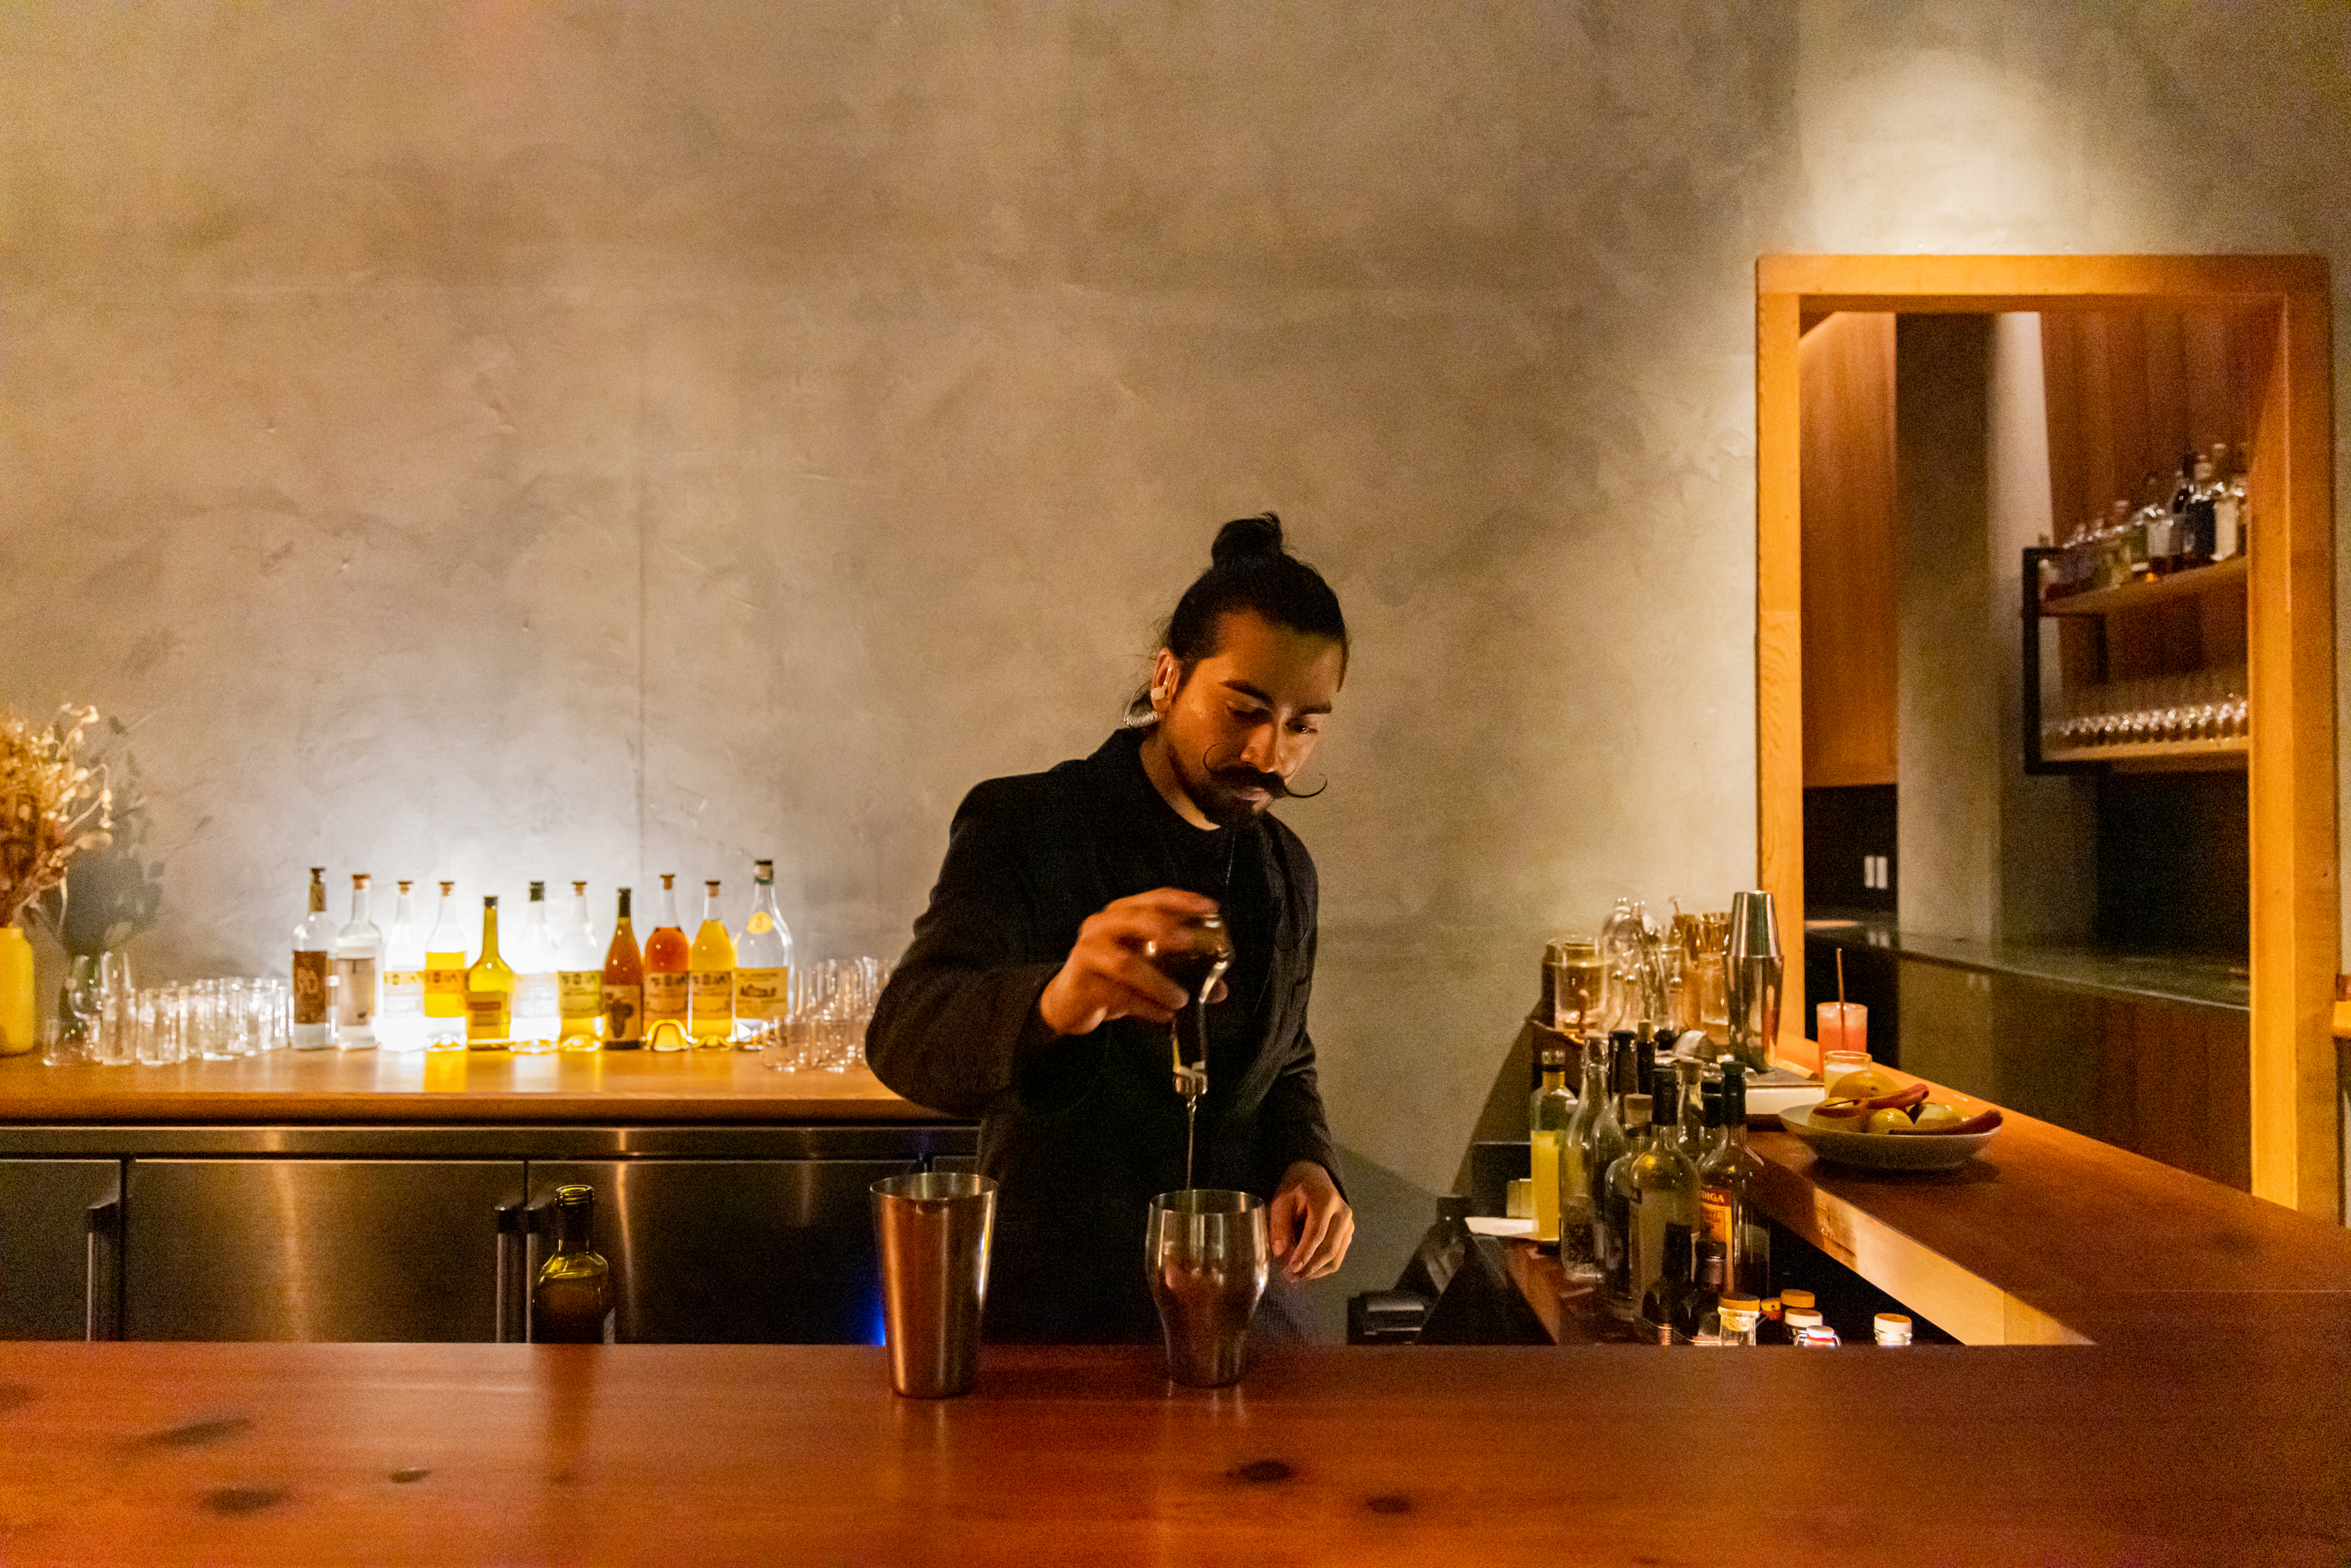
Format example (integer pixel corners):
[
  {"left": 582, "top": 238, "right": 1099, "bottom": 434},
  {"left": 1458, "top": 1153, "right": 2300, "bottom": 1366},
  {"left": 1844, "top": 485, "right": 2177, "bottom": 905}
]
[{"left": 1185, "top": 1094, "right": 1199, "bottom": 1191}]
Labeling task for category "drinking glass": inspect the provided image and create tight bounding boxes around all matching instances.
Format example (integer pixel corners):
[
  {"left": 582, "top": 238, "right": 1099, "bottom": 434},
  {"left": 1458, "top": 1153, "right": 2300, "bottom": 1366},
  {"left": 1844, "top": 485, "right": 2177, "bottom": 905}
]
[
  {"left": 194, "top": 979, "right": 232, "bottom": 1060},
  {"left": 40, "top": 1017, "right": 82, "bottom": 1066}
]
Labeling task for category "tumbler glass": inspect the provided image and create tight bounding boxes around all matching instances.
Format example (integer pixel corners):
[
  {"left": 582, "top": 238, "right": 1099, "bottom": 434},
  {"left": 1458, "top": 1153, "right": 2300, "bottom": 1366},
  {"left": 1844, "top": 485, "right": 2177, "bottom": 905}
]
[{"left": 1145, "top": 1190, "right": 1272, "bottom": 1389}]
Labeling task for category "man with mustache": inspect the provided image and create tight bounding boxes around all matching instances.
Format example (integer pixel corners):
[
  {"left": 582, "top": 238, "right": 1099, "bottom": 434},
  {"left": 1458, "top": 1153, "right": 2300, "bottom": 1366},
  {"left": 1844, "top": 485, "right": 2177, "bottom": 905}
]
[{"left": 868, "top": 515, "right": 1355, "bottom": 1342}]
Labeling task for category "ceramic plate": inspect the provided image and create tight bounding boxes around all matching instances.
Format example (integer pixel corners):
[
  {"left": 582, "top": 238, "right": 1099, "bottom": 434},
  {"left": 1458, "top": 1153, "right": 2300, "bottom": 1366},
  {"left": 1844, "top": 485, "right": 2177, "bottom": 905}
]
[{"left": 1776, "top": 1102, "right": 1998, "bottom": 1171}]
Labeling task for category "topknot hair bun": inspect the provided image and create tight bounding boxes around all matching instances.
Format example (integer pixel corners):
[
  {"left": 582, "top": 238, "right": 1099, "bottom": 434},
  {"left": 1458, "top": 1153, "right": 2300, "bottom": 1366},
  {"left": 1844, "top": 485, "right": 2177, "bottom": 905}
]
[{"left": 1211, "top": 512, "right": 1286, "bottom": 567}]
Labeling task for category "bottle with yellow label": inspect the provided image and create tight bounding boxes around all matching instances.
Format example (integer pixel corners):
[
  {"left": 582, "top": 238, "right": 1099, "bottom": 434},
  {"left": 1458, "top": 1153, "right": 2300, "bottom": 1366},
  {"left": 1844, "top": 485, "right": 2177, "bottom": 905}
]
[
  {"left": 734, "top": 858, "right": 793, "bottom": 1031},
  {"left": 643, "top": 874, "right": 690, "bottom": 1048},
  {"left": 557, "top": 881, "right": 603, "bottom": 1048},
  {"left": 689, "top": 879, "right": 736, "bottom": 1047},
  {"left": 291, "top": 867, "right": 336, "bottom": 1050},
  {"left": 465, "top": 896, "right": 514, "bottom": 1047},
  {"left": 601, "top": 887, "right": 643, "bottom": 1048},
  {"left": 423, "top": 880, "right": 469, "bottom": 1052}
]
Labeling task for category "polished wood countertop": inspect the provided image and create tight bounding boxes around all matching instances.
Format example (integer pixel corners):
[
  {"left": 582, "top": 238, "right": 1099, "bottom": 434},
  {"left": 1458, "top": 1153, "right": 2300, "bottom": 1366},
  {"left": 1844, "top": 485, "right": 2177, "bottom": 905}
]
[
  {"left": 3, "top": 1340, "right": 2344, "bottom": 1566},
  {"left": 0, "top": 1048, "right": 945, "bottom": 1124}
]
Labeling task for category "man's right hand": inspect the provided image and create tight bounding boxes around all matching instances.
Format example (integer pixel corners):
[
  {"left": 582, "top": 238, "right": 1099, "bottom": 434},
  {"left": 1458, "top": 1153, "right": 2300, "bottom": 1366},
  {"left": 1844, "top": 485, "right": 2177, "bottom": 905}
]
[{"left": 1038, "top": 888, "right": 1222, "bottom": 1037}]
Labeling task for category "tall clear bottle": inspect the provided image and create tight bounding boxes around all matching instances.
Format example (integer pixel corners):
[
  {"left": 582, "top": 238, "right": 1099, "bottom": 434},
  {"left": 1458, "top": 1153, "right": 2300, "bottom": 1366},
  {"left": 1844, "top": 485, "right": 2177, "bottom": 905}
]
[
  {"left": 423, "top": 881, "right": 468, "bottom": 1051},
  {"left": 1558, "top": 1037, "right": 1614, "bottom": 1284},
  {"left": 1600, "top": 1090, "right": 1653, "bottom": 1320},
  {"left": 1698, "top": 1063, "right": 1772, "bottom": 1301},
  {"left": 734, "top": 860, "right": 793, "bottom": 1031},
  {"left": 2134, "top": 471, "right": 2175, "bottom": 578},
  {"left": 1626, "top": 1085, "right": 1699, "bottom": 1335},
  {"left": 556, "top": 881, "right": 603, "bottom": 1048},
  {"left": 509, "top": 881, "right": 560, "bottom": 1052},
  {"left": 380, "top": 879, "right": 426, "bottom": 1054},
  {"left": 332, "top": 873, "right": 382, "bottom": 1051},
  {"left": 1528, "top": 1046, "right": 1574, "bottom": 1246},
  {"left": 2208, "top": 442, "right": 2243, "bottom": 560},
  {"left": 642, "top": 875, "right": 690, "bottom": 1046},
  {"left": 689, "top": 880, "right": 737, "bottom": 1048},
  {"left": 292, "top": 867, "right": 337, "bottom": 1050},
  {"left": 464, "top": 896, "right": 513, "bottom": 1048},
  {"left": 601, "top": 888, "right": 644, "bottom": 1048}
]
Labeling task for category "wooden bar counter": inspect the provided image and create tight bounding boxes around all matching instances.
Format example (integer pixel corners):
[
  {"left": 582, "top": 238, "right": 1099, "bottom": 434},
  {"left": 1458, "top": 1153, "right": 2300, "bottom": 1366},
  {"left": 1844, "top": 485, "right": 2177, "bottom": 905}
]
[{"left": 2, "top": 1339, "right": 2345, "bottom": 1565}]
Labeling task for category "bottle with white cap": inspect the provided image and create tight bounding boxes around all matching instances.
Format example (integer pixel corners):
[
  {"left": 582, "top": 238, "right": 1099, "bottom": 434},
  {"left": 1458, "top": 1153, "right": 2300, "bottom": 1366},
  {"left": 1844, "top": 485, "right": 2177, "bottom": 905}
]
[
  {"left": 1788, "top": 1307, "right": 1839, "bottom": 1348},
  {"left": 1873, "top": 1312, "right": 1913, "bottom": 1347}
]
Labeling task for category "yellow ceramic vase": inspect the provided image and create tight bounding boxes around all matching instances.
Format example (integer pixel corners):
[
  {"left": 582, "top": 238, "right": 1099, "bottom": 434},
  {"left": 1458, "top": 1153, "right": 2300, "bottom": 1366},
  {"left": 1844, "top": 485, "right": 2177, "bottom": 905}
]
[{"left": 0, "top": 925, "right": 36, "bottom": 1056}]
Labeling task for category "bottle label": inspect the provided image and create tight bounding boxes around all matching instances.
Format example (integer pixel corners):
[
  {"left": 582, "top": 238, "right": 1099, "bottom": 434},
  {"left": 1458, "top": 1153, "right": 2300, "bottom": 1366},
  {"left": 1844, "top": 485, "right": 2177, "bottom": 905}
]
[
  {"left": 292, "top": 951, "right": 331, "bottom": 1026},
  {"left": 332, "top": 956, "right": 378, "bottom": 1027},
  {"left": 734, "top": 966, "right": 787, "bottom": 1021},
  {"left": 559, "top": 971, "right": 603, "bottom": 1018},
  {"left": 424, "top": 965, "right": 466, "bottom": 1015},
  {"left": 466, "top": 990, "right": 510, "bottom": 1039},
  {"left": 644, "top": 972, "right": 689, "bottom": 1022},
  {"left": 602, "top": 983, "right": 643, "bottom": 1041},
  {"left": 516, "top": 974, "right": 560, "bottom": 1014},
  {"left": 690, "top": 970, "right": 734, "bottom": 1018},
  {"left": 1698, "top": 1190, "right": 1733, "bottom": 1251},
  {"left": 382, "top": 969, "right": 424, "bottom": 1017},
  {"left": 745, "top": 912, "right": 773, "bottom": 936}
]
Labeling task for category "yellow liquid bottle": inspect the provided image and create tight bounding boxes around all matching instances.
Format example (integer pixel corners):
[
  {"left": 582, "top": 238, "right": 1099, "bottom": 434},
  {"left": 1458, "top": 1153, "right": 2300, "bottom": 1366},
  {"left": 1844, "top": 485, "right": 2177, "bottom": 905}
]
[
  {"left": 422, "top": 880, "right": 469, "bottom": 1052},
  {"left": 465, "top": 895, "right": 514, "bottom": 1048},
  {"left": 689, "top": 879, "right": 737, "bottom": 1047}
]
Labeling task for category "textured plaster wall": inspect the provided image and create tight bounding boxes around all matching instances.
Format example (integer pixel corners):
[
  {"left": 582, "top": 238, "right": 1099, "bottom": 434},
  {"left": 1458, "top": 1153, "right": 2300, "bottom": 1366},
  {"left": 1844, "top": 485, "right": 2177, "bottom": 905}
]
[{"left": 3, "top": 5, "right": 2349, "bottom": 1295}]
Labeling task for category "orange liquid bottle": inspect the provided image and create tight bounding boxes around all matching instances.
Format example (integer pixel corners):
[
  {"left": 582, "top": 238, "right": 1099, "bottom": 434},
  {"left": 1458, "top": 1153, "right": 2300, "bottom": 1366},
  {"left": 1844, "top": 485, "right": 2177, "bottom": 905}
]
[
  {"left": 601, "top": 887, "right": 645, "bottom": 1048},
  {"left": 642, "top": 873, "right": 691, "bottom": 1048}
]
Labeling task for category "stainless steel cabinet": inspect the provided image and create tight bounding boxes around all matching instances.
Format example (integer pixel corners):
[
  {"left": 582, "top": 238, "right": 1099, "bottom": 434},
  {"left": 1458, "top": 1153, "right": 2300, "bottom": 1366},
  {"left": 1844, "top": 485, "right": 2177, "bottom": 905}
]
[
  {"left": 124, "top": 1160, "right": 525, "bottom": 1342},
  {"left": 0, "top": 1160, "right": 122, "bottom": 1340},
  {"left": 526, "top": 1161, "right": 909, "bottom": 1344}
]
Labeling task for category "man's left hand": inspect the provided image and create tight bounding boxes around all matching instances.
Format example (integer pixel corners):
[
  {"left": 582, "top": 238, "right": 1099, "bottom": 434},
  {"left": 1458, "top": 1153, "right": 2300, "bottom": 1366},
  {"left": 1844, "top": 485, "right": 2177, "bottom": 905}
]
[{"left": 1267, "top": 1160, "right": 1353, "bottom": 1280}]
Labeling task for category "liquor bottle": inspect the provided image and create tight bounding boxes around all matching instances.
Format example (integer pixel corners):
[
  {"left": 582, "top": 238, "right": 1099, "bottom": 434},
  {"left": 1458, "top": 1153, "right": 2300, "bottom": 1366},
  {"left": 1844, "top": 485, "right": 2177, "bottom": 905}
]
[
  {"left": 1600, "top": 1091, "right": 1653, "bottom": 1320},
  {"left": 508, "top": 881, "right": 560, "bottom": 1052},
  {"left": 734, "top": 860, "right": 793, "bottom": 1032},
  {"left": 332, "top": 873, "right": 382, "bottom": 1051},
  {"left": 688, "top": 879, "right": 737, "bottom": 1048},
  {"left": 531, "top": 1185, "right": 614, "bottom": 1344},
  {"left": 1558, "top": 1037, "right": 1614, "bottom": 1284},
  {"left": 291, "top": 867, "right": 336, "bottom": 1050},
  {"left": 464, "top": 896, "right": 514, "bottom": 1047},
  {"left": 1625, "top": 1082, "right": 1699, "bottom": 1331},
  {"left": 601, "top": 888, "right": 645, "bottom": 1048},
  {"left": 1699, "top": 1063, "right": 1773, "bottom": 1301},
  {"left": 423, "top": 882, "right": 468, "bottom": 1051},
  {"left": 1639, "top": 1221, "right": 1697, "bottom": 1344},
  {"left": 2113, "top": 497, "right": 2146, "bottom": 581},
  {"left": 2182, "top": 453, "right": 2220, "bottom": 569},
  {"left": 2208, "top": 442, "right": 2243, "bottom": 560},
  {"left": 642, "top": 874, "right": 690, "bottom": 1045},
  {"left": 2135, "top": 472, "right": 2175, "bottom": 578},
  {"left": 1668, "top": 1058, "right": 1708, "bottom": 1167},
  {"left": 381, "top": 880, "right": 426, "bottom": 1053},
  {"left": 556, "top": 881, "right": 603, "bottom": 1048},
  {"left": 2223, "top": 443, "right": 2251, "bottom": 556},
  {"left": 1527, "top": 1046, "right": 1574, "bottom": 1246},
  {"left": 1700, "top": 1078, "right": 1727, "bottom": 1162}
]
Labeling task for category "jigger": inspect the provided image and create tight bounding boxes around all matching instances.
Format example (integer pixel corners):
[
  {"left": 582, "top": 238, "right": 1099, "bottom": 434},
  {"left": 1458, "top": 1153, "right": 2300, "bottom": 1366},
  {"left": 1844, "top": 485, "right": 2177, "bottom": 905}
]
[{"left": 1146, "top": 1190, "right": 1270, "bottom": 1388}]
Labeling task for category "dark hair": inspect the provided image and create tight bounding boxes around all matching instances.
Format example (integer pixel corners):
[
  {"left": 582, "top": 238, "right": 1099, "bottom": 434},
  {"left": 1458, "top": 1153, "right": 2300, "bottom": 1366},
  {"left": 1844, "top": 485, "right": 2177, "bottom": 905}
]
[{"left": 1127, "top": 513, "right": 1348, "bottom": 723}]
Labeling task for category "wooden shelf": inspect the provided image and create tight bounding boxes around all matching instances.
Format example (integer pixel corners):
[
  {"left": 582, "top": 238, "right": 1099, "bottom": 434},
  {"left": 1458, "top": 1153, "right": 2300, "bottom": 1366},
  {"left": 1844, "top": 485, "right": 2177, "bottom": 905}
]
[
  {"left": 2040, "top": 733, "right": 2247, "bottom": 767},
  {"left": 2040, "top": 554, "right": 2247, "bottom": 617}
]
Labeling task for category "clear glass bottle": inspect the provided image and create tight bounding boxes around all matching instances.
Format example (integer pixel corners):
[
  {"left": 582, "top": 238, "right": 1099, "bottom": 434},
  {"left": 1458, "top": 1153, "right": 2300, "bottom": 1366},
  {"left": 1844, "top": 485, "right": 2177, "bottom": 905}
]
[
  {"left": 1717, "top": 1294, "right": 1761, "bottom": 1347},
  {"left": 2207, "top": 443, "right": 2242, "bottom": 559},
  {"left": 1874, "top": 1312, "right": 1913, "bottom": 1347},
  {"left": 1626, "top": 1081, "right": 1700, "bottom": 1332},
  {"left": 1598, "top": 898, "right": 1643, "bottom": 1032},
  {"left": 532, "top": 1185, "right": 614, "bottom": 1344},
  {"left": 1668, "top": 1058, "right": 1708, "bottom": 1167},
  {"left": 423, "top": 881, "right": 468, "bottom": 1051},
  {"left": 1600, "top": 1091, "right": 1653, "bottom": 1320},
  {"left": 687, "top": 879, "right": 737, "bottom": 1046},
  {"left": 642, "top": 874, "right": 690, "bottom": 1044},
  {"left": 332, "top": 873, "right": 382, "bottom": 1051},
  {"left": 556, "top": 881, "right": 603, "bottom": 1048},
  {"left": 508, "top": 881, "right": 560, "bottom": 1050},
  {"left": 1528, "top": 1046, "right": 1574, "bottom": 1246},
  {"left": 601, "top": 888, "right": 644, "bottom": 1048},
  {"left": 2223, "top": 443, "right": 2251, "bottom": 556},
  {"left": 733, "top": 859, "right": 793, "bottom": 1033},
  {"left": 291, "top": 867, "right": 337, "bottom": 1050},
  {"left": 2134, "top": 471, "right": 2175, "bottom": 578},
  {"left": 380, "top": 879, "right": 426, "bottom": 1053},
  {"left": 1699, "top": 1062, "right": 1773, "bottom": 1302},
  {"left": 464, "top": 896, "right": 514, "bottom": 1047},
  {"left": 1558, "top": 1037, "right": 1610, "bottom": 1283},
  {"left": 1640, "top": 1222, "right": 1697, "bottom": 1344}
]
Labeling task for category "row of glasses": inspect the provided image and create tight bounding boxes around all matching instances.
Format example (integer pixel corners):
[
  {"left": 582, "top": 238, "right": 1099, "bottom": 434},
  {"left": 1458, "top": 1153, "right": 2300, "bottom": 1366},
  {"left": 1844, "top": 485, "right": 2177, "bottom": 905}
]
[
  {"left": 757, "top": 958, "right": 893, "bottom": 1074},
  {"left": 50, "top": 977, "right": 294, "bottom": 1067},
  {"left": 2042, "top": 666, "right": 2248, "bottom": 753}
]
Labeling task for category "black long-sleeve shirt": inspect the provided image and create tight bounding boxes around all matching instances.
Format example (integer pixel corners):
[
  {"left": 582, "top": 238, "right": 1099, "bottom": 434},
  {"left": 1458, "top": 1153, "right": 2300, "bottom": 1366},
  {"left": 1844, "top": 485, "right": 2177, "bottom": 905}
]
[{"left": 866, "top": 728, "right": 1340, "bottom": 1342}]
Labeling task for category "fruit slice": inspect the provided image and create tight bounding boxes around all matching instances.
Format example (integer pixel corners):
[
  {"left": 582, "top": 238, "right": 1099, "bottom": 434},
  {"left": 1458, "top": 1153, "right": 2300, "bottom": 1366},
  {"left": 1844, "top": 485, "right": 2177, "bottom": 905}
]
[
  {"left": 1911, "top": 1107, "right": 2004, "bottom": 1136},
  {"left": 1911, "top": 1102, "right": 1962, "bottom": 1132},
  {"left": 1810, "top": 1099, "right": 1871, "bottom": 1125},
  {"left": 1865, "top": 1108, "right": 1915, "bottom": 1135}
]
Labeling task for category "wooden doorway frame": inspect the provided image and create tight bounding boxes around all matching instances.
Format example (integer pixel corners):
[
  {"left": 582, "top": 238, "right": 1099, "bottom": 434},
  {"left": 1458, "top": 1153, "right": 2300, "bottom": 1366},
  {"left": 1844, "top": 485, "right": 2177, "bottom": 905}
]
[{"left": 1756, "top": 255, "right": 2338, "bottom": 1220}]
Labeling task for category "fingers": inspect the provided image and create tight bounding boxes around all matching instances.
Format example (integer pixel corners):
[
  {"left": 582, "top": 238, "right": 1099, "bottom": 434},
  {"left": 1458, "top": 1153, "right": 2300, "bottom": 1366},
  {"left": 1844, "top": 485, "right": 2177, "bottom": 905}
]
[
  {"left": 1282, "top": 1193, "right": 1329, "bottom": 1280},
  {"left": 1299, "top": 1204, "right": 1355, "bottom": 1280},
  {"left": 1265, "top": 1184, "right": 1301, "bottom": 1261}
]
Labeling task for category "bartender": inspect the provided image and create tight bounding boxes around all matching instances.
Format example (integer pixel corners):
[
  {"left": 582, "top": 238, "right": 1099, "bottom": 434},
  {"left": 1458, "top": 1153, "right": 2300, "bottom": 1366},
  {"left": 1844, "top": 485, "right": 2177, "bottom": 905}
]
[{"left": 867, "top": 514, "right": 1354, "bottom": 1342}]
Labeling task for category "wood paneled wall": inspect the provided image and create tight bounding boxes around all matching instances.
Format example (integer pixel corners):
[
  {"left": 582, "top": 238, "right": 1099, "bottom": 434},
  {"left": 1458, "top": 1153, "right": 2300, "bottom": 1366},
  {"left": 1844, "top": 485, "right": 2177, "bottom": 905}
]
[
  {"left": 1799, "top": 313, "right": 1898, "bottom": 788},
  {"left": 2040, "top": 308, "right": 2274, "bottom": 537}
]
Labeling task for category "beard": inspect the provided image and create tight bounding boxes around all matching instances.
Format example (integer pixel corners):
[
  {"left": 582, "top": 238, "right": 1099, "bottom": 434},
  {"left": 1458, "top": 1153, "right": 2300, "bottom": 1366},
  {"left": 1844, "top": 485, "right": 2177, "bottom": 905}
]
[{"left": 1176, "top": 746, "right": 1291, "bottom": 827}]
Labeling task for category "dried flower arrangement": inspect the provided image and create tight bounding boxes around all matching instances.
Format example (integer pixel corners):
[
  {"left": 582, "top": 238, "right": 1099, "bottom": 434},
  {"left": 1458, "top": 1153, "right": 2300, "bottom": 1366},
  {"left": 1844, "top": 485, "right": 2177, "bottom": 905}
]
[{"left": 0, "top": 704, "right": 115, "bottom": 931}]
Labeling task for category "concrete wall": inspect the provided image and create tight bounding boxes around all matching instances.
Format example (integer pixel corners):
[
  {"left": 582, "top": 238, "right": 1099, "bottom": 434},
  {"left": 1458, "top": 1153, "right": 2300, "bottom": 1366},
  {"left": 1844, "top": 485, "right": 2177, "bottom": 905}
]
[{"left": 4, "top": 4, "right": 2349, "bottom": 1320}]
